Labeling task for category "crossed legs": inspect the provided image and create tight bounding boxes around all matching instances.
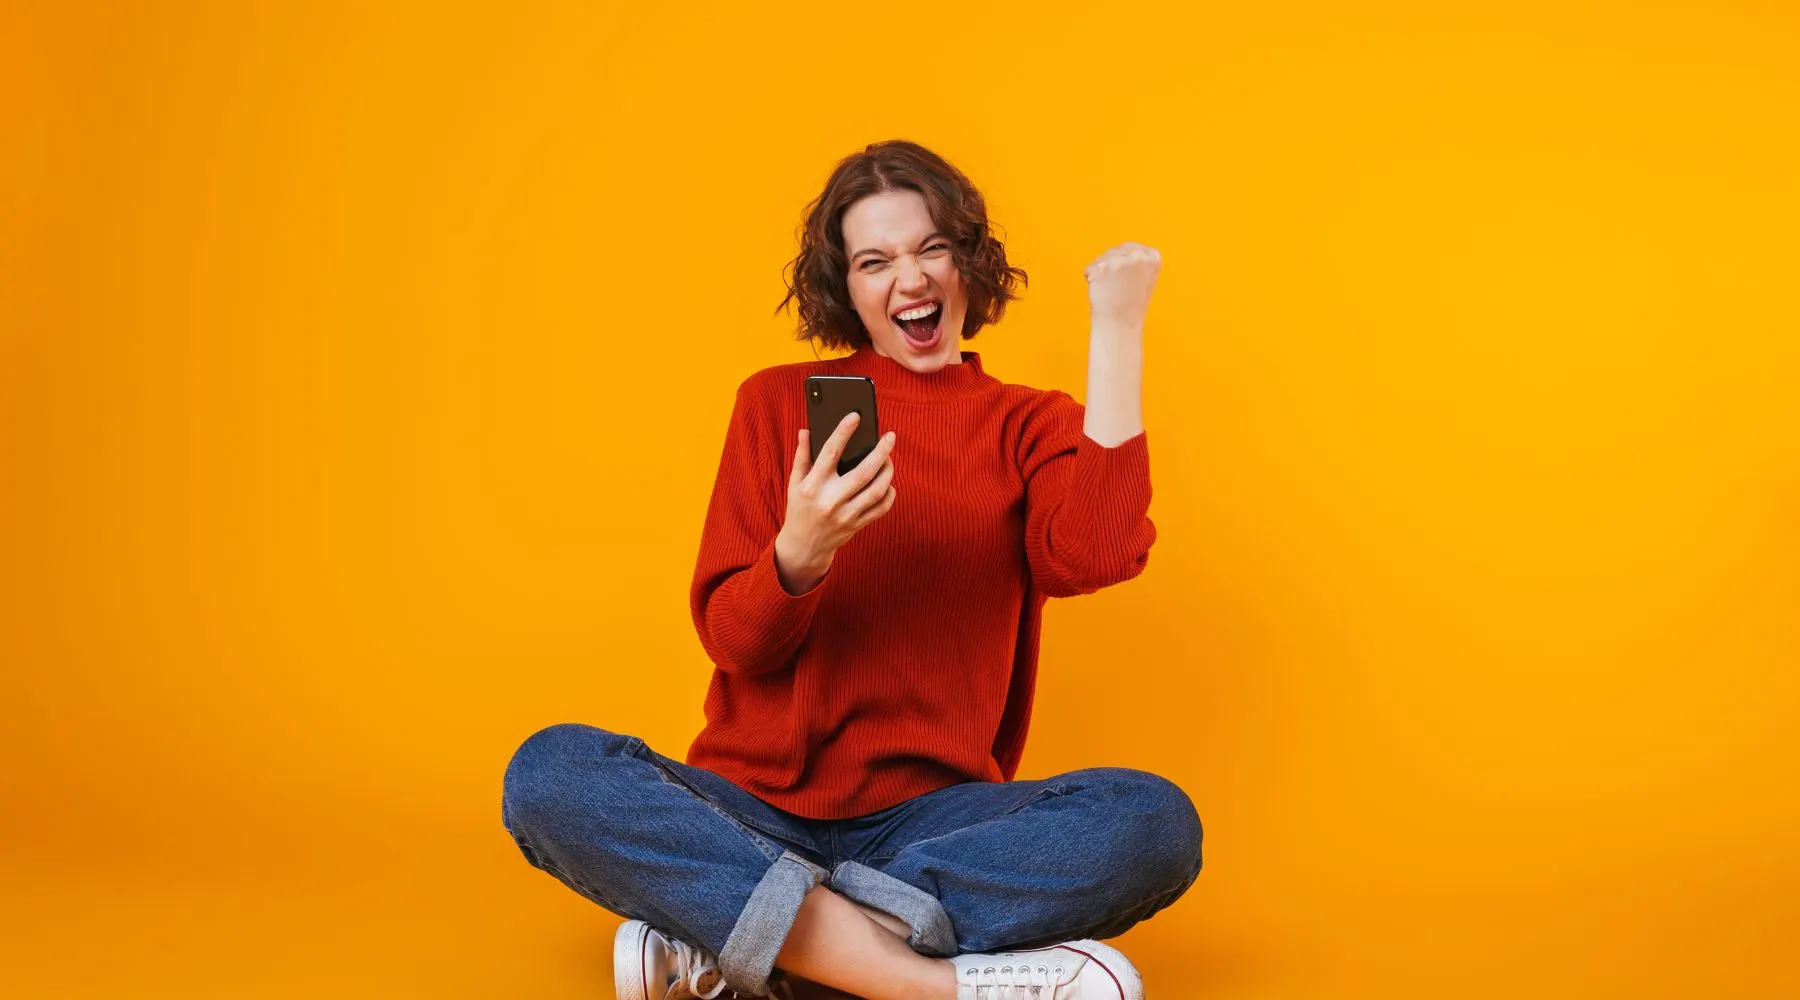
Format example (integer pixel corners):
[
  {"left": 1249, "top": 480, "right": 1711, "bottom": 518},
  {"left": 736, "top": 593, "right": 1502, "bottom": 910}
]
[{"left": 502, "top": 724, "right": 1202, "bottom": 997}]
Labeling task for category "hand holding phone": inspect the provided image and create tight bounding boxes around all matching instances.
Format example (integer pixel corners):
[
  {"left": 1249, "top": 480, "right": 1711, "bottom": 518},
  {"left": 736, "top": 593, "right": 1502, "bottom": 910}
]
[{"left": 773, "top": 378, "right": 897, "bottom": 594}]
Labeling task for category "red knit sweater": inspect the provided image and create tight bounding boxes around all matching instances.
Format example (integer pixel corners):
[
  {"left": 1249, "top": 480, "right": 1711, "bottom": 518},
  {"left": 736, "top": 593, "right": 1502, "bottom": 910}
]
[{"left": 685, "top": 347, "right": 1156, "bottom": 819}]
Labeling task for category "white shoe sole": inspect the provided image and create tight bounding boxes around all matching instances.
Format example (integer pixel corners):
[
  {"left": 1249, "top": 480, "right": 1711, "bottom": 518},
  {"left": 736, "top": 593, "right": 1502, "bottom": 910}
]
[{"left": 613, "top": 920, "right": 653, "bottom": 1000}]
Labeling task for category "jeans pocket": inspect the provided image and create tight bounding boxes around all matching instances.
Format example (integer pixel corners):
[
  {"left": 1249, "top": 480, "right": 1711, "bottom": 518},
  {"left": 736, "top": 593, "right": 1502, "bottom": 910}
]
[
  {"left": 999, "top": 782, "right": 1071, "bottom": 816},
  {"left": 862, "top": 782, "right": 1074, "bottom": 865},
  {"left": 636, "top": 747, "right": 816, "bottom": 860}
]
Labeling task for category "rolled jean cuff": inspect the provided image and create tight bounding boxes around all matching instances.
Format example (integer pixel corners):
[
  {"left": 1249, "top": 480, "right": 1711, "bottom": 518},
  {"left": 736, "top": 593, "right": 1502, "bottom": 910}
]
[
  {"left": 828, "top": 860, "right": 958, "bottom": 957},
  {"left": 718, "top": 851, "right": 830, "bottom": 995}
]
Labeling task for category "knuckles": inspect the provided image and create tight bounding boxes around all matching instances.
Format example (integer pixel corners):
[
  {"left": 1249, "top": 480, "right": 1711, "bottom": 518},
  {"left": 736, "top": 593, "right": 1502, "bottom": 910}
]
[{"left": 1089, "top": 243, "right": 1163, "bottom": 272}]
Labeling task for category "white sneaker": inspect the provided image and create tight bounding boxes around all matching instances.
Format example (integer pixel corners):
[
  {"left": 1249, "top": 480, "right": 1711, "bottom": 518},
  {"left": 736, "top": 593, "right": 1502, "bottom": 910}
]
[
  {"left": 613, "top": 920, "right": 728, "bottom": 1000},
  {"left": 951, "top": 940, "right": 1145, "bottom": 1000}
]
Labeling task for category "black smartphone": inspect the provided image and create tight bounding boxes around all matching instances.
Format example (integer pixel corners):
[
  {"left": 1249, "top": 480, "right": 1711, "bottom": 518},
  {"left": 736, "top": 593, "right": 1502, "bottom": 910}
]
[{"left": 806, "top": 375, "right": 880, "bottom": 477}]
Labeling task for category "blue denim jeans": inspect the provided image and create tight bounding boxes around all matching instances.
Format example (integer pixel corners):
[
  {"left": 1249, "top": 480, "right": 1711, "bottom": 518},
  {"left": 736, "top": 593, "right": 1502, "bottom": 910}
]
[{"left": 501, "top": 724, "right": 1202, "bottom": 996}]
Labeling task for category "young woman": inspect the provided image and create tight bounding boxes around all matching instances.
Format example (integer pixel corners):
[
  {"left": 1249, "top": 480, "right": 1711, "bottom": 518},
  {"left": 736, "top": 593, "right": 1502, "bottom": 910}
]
[{"left": 502, "top": 140, "right": 1202, "bottom": 1000}]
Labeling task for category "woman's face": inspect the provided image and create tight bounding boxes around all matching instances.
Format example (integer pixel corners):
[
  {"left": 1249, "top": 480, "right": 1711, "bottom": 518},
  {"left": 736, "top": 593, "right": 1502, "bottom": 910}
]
[{"left": 841, "top": 189, "right": 968, "bottom": 372}]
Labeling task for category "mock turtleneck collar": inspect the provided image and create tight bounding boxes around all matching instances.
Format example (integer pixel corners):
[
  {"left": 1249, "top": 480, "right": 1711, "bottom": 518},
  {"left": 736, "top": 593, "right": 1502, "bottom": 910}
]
[{"left": 829, "top": 347, "right": 995, "bottom": 401}]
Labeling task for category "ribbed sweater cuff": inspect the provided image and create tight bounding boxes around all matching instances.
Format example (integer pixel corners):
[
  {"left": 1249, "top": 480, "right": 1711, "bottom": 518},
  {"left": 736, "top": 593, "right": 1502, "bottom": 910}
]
[
  {"left": 1063, "top": 429, "right": 1153, "bottom": 537},
  {"left": 727, "top": 537, "right": 826, "bottom": 655}
]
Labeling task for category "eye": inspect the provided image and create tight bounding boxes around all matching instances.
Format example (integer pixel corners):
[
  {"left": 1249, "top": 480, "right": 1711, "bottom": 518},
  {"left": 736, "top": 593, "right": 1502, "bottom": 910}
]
[
  {"left": 859, "top": 259, "right": 883, "bottom": 271},
  {"left": 925, "top": 242, "right": 949, "bottom": 253}
]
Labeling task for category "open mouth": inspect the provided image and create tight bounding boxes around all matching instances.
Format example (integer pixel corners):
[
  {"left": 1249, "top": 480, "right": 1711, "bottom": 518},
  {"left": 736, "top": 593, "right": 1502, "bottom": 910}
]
[{"left": 891, "top": 300, "right": 942, "bottom": 346}]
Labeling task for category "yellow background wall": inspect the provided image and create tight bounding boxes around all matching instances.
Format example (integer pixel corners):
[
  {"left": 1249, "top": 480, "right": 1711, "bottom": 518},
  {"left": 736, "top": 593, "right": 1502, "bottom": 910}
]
[{"left": 3, "top": 1, "right": 1796, "bottom": 996}]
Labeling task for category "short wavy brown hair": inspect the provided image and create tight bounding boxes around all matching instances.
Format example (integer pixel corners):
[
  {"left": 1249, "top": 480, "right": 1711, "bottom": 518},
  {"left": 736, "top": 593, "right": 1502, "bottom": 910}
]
[{"left": 776, "top": 140, "right": 1028, "bottom": 352}]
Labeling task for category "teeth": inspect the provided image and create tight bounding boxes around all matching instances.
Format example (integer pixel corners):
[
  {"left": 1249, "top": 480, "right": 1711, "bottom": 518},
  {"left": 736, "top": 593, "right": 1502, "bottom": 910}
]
[{"left": 894, "top": 303, "right": 940, "bottom": 322}]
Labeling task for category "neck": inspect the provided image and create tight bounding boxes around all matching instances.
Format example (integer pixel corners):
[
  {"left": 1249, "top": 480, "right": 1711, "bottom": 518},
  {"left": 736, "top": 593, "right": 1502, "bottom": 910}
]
[
  {"left": 832, "top": 344, "right": 994, "bottom": 402},
  {"left": 872, "top": 344, "right": 963, "bottom": 366}
]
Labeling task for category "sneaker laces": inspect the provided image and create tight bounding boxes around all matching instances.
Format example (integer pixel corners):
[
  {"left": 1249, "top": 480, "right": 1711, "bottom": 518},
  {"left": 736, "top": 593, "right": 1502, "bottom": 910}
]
[
  {"left": 665, "top": 936, "right": 727, "bottom": 1000},
  {"left": 971, "top": 960, "right": 1069, "bottom": 1000}
]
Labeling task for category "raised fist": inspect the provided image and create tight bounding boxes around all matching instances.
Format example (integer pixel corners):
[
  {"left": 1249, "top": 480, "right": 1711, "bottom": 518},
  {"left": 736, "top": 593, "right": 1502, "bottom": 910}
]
[{"left": 1084, "top": 242, "right": 1162, "bottom": 330}]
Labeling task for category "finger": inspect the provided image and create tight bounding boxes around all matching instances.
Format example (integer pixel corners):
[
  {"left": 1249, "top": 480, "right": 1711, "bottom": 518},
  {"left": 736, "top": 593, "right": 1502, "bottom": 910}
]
[
  {"left": 791, "top": 429, "right": 811, "bottom": 489},
  {"left": 836, "top": 429, "right": 895, "bottom": 494},
  {"left": 805, "top": 410, "right": 861, "bottom": 489},
  {"left": 841, "top": 456, "right": 894, "bottom": 520},
  {"left": 840, "top": 466, "right": 893, "bottom": 524},
  {"left": 851, "top": 485, "right": 898, "bottom": 529}
]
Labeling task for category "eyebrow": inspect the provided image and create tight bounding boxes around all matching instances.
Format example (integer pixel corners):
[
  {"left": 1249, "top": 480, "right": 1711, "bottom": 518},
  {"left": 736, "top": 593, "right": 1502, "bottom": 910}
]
[{"left": 851, "top": 232, "right": 945, "bottom": 262}]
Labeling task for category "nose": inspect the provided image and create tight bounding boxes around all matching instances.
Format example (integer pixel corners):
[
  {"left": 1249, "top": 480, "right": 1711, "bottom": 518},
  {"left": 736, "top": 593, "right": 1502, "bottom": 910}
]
[{"left": 895, "top": 252, "right": 930, "bottom": 293}]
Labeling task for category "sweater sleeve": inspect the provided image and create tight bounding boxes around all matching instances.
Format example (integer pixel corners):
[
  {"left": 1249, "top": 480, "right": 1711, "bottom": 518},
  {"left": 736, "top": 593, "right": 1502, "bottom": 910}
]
[
  {"left": 688, "top": 377, "right": 825, "bottom": 677},
  {"left": 1019, "top": 389, "right": 1157, "bottom": 598}
]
